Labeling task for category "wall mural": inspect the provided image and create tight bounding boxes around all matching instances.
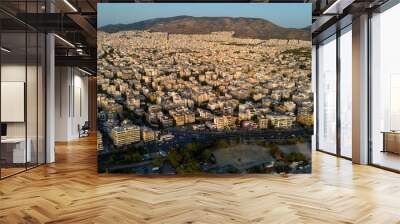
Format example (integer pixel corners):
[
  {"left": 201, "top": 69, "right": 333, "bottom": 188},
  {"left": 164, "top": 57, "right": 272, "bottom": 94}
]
[{"left": 97, "top": 3, "right": 313, "bottom": 175}]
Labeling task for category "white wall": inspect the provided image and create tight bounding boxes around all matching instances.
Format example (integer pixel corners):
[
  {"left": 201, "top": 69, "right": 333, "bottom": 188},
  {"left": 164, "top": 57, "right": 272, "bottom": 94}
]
[
  {"left": 1, "top": 63, "right": 46, "bottom": 164},
  {"left": 1, "top": 64, "right": 25, "bottom": 81},
  {"left": 55, "top": 67, "right": 89, "bottom": 141},
  {"left": 72, "top": 72, "right": 89, "bottom": 138},
  {"left": 1, "top": 65, "right": 26, "bottom": 138},
  {"left": 55, "top": 66, "right": 70, "bottom": 141}
]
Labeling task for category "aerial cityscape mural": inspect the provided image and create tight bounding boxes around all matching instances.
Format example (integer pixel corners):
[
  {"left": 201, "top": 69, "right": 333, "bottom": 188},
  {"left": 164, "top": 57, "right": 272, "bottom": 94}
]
[{"left": 97, "top": 3, "right": 313, "bottom": 175}]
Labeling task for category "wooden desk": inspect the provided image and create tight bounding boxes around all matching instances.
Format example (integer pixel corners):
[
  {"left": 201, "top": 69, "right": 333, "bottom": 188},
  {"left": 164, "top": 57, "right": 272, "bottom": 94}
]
[
  {"left": 1, "top": 138, "right": 31, "bottom": 164},
  {"left": 382, "top": 131, "right": 400, "bottom": 154}
]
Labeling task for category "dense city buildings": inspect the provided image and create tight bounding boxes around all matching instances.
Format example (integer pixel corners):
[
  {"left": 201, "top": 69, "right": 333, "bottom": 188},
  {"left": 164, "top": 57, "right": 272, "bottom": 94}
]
[{"left": 97, "top": 27, "right": 313, "bottom": 174}]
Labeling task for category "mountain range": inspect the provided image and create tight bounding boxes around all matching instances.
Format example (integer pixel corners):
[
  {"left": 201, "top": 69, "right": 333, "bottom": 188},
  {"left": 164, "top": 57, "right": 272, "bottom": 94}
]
[{"left": 99, "top": 16, "right": 311, "bottom": 41}]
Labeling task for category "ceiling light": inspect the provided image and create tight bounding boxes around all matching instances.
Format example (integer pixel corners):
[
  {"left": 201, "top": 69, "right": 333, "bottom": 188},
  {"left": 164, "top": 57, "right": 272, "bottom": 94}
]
[
  {"left": 323, "top": 0, "right": 341, "bottom": 14},
  {"left": 78, "top": 67, "right": 93, "bottom": 76},
  {"left": 1, "top": 47, "right": 11, "bottom": 53},
  {"left": 76, "top": 48, "right": 86, "bottom": 55},
  {"left": 322, "top": 0, "right": 355, "bottom": 15},
  {"left": 54, "top": 34, "right": 75, "bottom": 48},
  {"left": 63, "top": 0, "right": 78, "bottom": 12}
]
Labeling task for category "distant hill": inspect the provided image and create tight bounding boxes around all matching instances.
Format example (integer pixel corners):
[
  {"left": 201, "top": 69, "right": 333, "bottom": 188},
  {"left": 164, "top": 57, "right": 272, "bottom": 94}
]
[{"left": 99, "top": 16, "right": 311, "bottom": 41}]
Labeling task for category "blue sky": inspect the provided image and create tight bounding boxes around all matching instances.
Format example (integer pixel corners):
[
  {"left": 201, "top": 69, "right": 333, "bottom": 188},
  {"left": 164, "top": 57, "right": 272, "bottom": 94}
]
[{"left": 98, "top": 3, "right": 311, "bottom": 29}]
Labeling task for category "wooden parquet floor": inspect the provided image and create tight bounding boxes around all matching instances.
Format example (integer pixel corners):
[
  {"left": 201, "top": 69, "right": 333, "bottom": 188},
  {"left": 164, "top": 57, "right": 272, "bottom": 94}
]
[{"left": 1, "top": 136, "right": 400, "bottom": 224}]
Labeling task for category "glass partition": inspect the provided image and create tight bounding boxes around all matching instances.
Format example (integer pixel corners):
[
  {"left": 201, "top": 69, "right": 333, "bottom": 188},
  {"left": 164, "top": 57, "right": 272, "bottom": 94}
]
[
  {"left": 1, "top": 31, "right": 28, "bottom": 177},
  {"left": 317, "top": 35, "right": 337, "bottom": 154},
  {"left": 27, "top": 31, "right": 38, "bottom": 169},
  {"left": 0, "top": 1, "right": 46, "bottom": 179},
  {"left": 339, "top": 26, "right": 352, "bottom": 158},
  {"left": 370, "top": 3, "right": 400, "bottom": 171}
]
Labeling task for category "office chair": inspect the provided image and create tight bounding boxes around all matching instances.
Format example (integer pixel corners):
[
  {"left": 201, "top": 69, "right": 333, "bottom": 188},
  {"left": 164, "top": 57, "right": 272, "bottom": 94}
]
[{"left": 79, "top": 121, "right": 90, "bottom": 138}]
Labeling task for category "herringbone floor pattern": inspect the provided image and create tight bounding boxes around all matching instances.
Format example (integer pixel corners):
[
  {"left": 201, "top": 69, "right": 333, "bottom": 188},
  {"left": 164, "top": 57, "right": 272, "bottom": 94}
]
[{"left": 1, "top": 136, "right": 400, "bottom": 224}]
